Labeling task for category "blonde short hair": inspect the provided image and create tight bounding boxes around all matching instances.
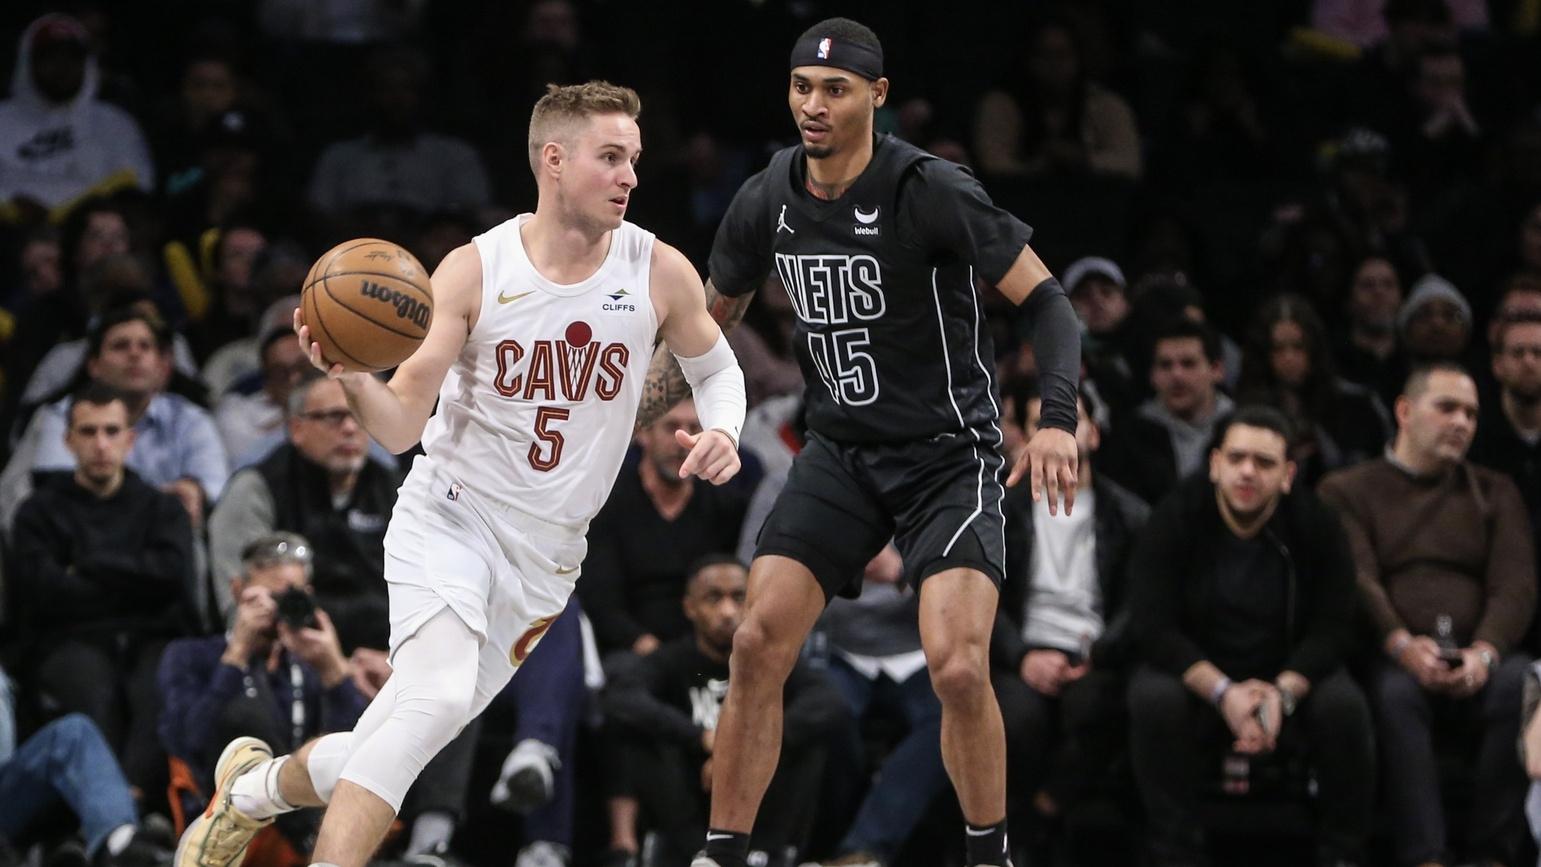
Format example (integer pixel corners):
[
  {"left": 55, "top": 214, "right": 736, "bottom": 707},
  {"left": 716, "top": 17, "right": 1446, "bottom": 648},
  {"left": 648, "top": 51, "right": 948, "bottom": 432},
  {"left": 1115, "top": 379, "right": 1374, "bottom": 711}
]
[{"left": 527, "top": 80, "right": 642, "bottom": 175}]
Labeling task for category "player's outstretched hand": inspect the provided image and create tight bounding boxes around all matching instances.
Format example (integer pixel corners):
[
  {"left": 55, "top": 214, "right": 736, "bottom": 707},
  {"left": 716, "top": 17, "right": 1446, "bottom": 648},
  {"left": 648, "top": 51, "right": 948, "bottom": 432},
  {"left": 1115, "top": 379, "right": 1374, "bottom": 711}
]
[
  {"left": 293, "top": 306, "right": 348, "bottom": 378},
  {"left": 1007, "top": 427, "right": 1078, "bottom": 516},
  {"left": 676, "top": 428, "right": 741, "bottom": 485}
]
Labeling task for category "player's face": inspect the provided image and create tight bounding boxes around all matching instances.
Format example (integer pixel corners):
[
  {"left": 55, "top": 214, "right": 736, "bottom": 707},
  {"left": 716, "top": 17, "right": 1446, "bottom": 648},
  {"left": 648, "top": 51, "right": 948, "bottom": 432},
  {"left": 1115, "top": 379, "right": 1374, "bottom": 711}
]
[
  {"left": 65, "top": 400, "right": 133, "bottom": 487},
  {"left": 1495, "top": 322, "right": 1541, "bottom": 400},
  {"left": 290, "top": 379, "right": 368, "bottom": 475},
  {"left": 684, "top": 563, "right": 747, "bottom": 655},
  {"left": 789, "top": 68, "right": 886, "bottom": 160},
  {"left": 1151, "top": 337, "right": 1221, "bottom": 419},
  {"left": 1209, "top": 424, "right": 1293, "bottom": 520},
  {"left": 558, "top": 113, "right": 640, "bottom": 233}
]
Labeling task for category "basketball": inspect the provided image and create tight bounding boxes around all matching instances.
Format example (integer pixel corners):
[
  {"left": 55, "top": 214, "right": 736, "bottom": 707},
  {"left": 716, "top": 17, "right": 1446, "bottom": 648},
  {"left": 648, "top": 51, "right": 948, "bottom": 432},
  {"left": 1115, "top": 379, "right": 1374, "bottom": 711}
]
[{"left": 300, "top": 238, "right": 434, "bottom": 372}]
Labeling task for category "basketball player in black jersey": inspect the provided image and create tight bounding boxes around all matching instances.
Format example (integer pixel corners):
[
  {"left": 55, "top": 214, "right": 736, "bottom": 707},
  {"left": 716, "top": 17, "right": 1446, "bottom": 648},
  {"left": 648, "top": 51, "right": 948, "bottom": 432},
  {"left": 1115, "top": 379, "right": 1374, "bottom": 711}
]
[{"left": 635, "top": 18, "right": 1081, "bottom": 867}]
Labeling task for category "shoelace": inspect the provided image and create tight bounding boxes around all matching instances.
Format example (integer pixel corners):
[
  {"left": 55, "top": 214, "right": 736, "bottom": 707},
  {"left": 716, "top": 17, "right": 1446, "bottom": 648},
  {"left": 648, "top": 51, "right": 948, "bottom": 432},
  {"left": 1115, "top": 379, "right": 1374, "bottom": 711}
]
[{"left": 200, "top": 797, "right": 267, "bottom": 866}]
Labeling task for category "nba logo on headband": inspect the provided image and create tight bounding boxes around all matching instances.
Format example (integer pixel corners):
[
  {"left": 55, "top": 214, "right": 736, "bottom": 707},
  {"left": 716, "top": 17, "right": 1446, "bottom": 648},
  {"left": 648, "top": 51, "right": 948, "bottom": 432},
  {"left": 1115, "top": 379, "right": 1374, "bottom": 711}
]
[{"left": 817, "top": 37, "right": 831, "bottom": 59}]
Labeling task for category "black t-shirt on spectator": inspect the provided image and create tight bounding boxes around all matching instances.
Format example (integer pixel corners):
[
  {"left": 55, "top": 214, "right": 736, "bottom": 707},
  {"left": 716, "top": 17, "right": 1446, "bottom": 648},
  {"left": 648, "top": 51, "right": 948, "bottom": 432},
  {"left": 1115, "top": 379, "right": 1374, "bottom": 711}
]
[{"left": 1208, "top": 533, "right": 1289, "bottom": 681}]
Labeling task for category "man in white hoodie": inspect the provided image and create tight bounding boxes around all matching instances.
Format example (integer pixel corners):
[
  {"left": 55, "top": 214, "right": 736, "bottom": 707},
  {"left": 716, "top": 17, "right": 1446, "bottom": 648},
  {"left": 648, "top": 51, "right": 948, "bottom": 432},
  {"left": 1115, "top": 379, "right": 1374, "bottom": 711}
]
[{"left": 0, "top": 13, "right": 155, "bottom": 214}]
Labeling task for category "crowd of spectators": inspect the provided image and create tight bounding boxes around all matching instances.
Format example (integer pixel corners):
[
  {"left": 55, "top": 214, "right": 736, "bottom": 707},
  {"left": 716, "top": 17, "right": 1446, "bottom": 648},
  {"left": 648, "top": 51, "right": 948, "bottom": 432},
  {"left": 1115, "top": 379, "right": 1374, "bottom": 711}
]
[{"left": 2, "top": 1, "right": 1541, "bottom": 866}]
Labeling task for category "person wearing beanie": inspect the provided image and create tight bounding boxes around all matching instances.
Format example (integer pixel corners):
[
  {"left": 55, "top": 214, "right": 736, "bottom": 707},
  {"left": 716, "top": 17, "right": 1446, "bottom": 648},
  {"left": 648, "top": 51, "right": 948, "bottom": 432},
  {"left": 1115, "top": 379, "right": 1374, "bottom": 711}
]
[{"left": 1398, "top": 273, "right": 1472, "bottom": 363}]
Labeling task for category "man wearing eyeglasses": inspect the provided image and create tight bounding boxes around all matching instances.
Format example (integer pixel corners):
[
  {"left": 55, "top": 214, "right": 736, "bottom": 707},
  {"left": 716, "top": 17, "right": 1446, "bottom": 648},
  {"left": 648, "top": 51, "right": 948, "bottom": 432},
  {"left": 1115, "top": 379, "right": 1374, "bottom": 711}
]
[
  {"left": 210, "top": 374, "right": 398, "bottom": 657},
  {"left": 158, "top": 532, "right": 365, "bottom": 848}
]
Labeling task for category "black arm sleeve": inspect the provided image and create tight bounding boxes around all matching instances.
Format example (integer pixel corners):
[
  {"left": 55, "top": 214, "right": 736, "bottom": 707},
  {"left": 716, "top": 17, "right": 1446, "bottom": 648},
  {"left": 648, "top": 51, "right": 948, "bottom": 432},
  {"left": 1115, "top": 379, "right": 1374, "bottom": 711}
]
[
  {"left": 707, "top": 169, "right": 773, "bottom": 298},
  {"left": 1015, "top": 278, "right": 1081, "bottom": 435}
]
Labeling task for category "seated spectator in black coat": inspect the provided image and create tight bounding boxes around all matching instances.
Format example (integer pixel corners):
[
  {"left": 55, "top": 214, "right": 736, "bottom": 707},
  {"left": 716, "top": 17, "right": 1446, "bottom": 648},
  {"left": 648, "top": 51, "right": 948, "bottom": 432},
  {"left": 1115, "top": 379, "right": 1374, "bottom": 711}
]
[
  {"left": 1125, "top": 407, "right": 1373, "bottom": 867},
  {"left": 602, "top": 556, "right": 843, "bottom": 867},
  {"left": 7, "top": 382, "right": 194, "bottom": 796},
  {"left": 992, "top": 391, "right": 1147, "bottom": 830}
]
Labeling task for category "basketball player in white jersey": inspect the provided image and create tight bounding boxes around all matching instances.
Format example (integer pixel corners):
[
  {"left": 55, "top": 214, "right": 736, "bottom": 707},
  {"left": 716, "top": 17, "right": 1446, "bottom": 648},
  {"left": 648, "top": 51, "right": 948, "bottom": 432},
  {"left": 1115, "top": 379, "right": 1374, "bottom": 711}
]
[{"left": 173, "top": 81, "right": 746, "bottom": 867}]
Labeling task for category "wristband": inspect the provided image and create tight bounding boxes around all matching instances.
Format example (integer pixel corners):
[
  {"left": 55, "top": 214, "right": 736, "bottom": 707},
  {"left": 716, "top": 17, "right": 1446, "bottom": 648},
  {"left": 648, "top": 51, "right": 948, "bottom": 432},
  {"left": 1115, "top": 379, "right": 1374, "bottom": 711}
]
[{"left": 1209, "top": 676, "right": 1232, "bottom": 706}]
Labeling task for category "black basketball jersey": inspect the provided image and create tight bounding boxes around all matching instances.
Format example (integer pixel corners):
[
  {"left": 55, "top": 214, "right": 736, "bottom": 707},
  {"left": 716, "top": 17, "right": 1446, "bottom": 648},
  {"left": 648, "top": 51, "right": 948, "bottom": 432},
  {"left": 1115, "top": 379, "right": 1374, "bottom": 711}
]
[{"left": 709, "top": 134, "right": 1033, "bottom": 444}]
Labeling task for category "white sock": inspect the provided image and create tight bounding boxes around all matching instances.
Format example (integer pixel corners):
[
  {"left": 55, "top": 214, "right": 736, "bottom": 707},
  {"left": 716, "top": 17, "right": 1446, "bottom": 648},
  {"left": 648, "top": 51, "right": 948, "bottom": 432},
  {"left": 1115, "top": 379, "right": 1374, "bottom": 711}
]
[
  {"left": 104, "top": 824, "right": 136, "bottom": 856},
  {"left": 406, "top": 810, "right": 455, "bottom": 855},
  {"left": 229, "top": 756, "right": 297, "bottom": 820}
]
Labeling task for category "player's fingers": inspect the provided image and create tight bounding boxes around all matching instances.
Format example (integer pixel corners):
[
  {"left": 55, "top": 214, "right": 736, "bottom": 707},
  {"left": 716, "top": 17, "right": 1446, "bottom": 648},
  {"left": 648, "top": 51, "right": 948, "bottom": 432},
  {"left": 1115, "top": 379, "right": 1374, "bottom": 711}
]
[
  {"left": 1029, "top": 453, "right": 1045, "bottom": 502},
  {"left": 1044, "top": 459, "right": 1061, "bottom": 516},
  {"left": 1006, "top": 451, "right": 1027, "bottom": 487},
  {"left": 1060, "top": 461, "right": 1078, "bottom": 516},
  {"left": 706, "top": 453, "right": 740, "bottom": 485},
  {"left": 675, "top": 429, "right": 700, "bottom": 449},
  {"left": 292, "top": 306, "right": 303, "bottom": 333}
]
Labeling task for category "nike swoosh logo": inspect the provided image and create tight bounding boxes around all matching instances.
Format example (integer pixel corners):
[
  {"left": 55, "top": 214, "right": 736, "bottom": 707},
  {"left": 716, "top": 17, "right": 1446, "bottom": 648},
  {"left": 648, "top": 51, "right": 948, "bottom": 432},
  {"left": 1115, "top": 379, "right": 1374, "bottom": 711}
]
[
  {"left": 499, "top": 290, "right": 536, "bottom": 304},
  {"left": 555, "top": 565, "right": 579, "bottom": 575},
  {"left": 854, "top": 206, "right": 879, "bottom": 224}
]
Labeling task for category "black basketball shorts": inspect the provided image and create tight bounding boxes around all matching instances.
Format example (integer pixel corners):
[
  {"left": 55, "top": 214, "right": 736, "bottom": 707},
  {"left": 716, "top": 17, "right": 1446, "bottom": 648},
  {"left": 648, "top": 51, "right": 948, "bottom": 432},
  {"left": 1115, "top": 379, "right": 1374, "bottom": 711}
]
[{"left": 752, "top": 430, "right": 1008, "bottom": 599}]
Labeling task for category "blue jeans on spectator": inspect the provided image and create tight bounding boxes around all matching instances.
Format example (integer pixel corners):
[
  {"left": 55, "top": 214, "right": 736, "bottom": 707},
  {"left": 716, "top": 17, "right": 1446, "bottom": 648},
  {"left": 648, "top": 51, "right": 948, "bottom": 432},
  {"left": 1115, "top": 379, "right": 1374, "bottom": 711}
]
[
  {"left": 492, "top": 595, "right": 585, "bottom": 849},
  {"left": 0, "top": 713, "right": 138, "bottom": 856},
  {"left": 821, "top": 655, "right": 946, "bottom": 861}
]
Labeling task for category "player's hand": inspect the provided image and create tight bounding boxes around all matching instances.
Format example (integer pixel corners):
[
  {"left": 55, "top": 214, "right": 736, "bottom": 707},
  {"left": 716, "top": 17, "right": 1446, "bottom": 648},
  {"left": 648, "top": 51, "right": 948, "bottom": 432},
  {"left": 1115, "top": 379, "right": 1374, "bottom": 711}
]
[
  {"left": 1007, "top": 427, "right": 1078, "bottom": 516},
  {"left": 675, "top": 428, "right": 740, "bottom": 485},
  {"left": 293, "top": 306, "right": 348, "bottom": 378}
]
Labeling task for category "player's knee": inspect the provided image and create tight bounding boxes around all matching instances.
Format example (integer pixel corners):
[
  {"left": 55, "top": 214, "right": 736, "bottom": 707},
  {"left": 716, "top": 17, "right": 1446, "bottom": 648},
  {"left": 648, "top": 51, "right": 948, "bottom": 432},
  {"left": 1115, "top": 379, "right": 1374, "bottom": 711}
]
[
  {"left": 730, "top": 617, "right": 799, "bottom": 678},
  {"left": 396, "top": 676, "right": 476, "bottom": 733},
  {"left": 927, "top": 647, "right": 991, "bottom": 707}
]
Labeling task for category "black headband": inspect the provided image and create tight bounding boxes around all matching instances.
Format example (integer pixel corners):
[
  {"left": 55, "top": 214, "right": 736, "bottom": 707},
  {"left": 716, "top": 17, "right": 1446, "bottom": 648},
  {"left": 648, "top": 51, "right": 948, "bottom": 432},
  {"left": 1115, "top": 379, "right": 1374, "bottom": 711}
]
[{"left": 789, "top": 33, "right": 883, "bottom": 81}]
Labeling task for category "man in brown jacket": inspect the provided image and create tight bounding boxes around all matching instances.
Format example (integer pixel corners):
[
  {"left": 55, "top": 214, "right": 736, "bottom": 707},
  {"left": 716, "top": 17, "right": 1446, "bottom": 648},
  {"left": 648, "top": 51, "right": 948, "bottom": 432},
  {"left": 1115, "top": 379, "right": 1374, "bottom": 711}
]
[{"left": 1320, "top": 361, "right": 1536, "bottom": 867}]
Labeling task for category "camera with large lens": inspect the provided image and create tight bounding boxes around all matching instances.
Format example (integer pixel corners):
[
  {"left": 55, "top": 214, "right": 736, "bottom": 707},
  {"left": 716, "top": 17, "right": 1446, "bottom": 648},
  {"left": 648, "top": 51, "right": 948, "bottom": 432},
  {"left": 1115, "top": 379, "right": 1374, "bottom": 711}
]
[{"left": 275, "top": 586, "right": 319, "bottom": 629}]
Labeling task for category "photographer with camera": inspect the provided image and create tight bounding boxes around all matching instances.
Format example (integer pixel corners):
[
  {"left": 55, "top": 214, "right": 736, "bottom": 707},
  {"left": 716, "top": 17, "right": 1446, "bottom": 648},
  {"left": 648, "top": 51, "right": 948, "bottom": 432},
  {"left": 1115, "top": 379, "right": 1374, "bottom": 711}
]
[{"left": 157, "top": 532, "right": 366, "bottom": 799}]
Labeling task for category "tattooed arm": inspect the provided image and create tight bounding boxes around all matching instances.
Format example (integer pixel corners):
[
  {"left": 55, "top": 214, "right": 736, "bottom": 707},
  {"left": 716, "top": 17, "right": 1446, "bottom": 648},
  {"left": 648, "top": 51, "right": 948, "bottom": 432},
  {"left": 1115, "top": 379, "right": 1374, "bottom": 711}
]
[{"left": 635, "top": 276, "right": 757, "bottom": 431}]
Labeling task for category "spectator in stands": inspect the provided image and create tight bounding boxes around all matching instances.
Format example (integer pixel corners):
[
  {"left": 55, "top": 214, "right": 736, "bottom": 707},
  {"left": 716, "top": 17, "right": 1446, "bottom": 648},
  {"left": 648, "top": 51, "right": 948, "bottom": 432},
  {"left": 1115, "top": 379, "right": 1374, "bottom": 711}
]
[
  {"left": 7, "top": 383, "right": 194, "bottom": 795},
  {"left": 1127, "top": 406, "right": 1372, "bottom": 867},
  {"left": 1238, "top": 294, "right": 1391, "bottom": 485},
  {"left": 972, "top": 13, "right": 1141, "bottom": 179},
  {"left": 204, "top": 375, "right": 473, "bottom": 862},
  {"left": 1384, "top": 42, "right": 1483, "bottom": 198},
  {"left": 1, "top": 306, "right": 227, "bottom": 531},
  {"left": 1, "top": 667, "right": 173, "bottom": 867},
  {"left": 1320, "top": 363, "right": 1536, "bottom": 867},
  {"left": 579, "top": 398, "right": 754, "bottom": 656},
  {"left": 1519, "top": 201, "right": 1541, "bottom": 282},
  {"left": 602, "top": 556, "right": 842, "bottom": 867},
  {"left": 209, "top": 374, "right": 397, "bottom": 653},
  {"left": 152, "top": 53, "right": 241, "bottom": 192},
  {"left": 1065, "top": 256, "right": 1139, "bottom": 416},
  {"left": 1399, "top": 273, "right": 1472, "bottom": 365},
  {"left": 158, "top": 532, "right": 363, "bottom": 851},
  {"left": 1101, "top": 318, "right": 1234, "bottom": 505},
  {"left": 1471, "top": 310, "right": 1541, "bottom": 558},
  {"left": 1487, "top": 273, "right": 1541, "bottom": 350},
  {"left": 307, "top": 44, "right": 491, "bottom": 223},
  {"left": 0, "top": 13, "right": 154, "bottom": 215},
  {"left": 1335, "top": 254, "right": 1405, "bottom": 403},
  {"left": 211, "top": 303, "right": 307, "bottom": 467},
  {"left": 993, "top": 391, "right": 1147, "bottom": 854},
  {"left": 485, "top": 597, "right": 589, "bottom": 867}
]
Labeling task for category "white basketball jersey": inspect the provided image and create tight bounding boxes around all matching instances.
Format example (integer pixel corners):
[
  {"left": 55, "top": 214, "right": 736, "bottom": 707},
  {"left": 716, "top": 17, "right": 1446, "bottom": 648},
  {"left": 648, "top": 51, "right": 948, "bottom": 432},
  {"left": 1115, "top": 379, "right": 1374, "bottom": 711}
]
[{"left": 419, "top": 214, "right": 659, "bottom": 529}]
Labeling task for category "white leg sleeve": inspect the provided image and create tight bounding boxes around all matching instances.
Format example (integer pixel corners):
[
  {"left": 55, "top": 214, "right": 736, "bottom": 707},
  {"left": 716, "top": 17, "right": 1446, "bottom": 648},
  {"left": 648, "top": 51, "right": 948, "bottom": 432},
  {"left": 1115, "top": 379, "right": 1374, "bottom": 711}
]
[{"left": 334, "top": 607, "right": 481, "bottom": 813}]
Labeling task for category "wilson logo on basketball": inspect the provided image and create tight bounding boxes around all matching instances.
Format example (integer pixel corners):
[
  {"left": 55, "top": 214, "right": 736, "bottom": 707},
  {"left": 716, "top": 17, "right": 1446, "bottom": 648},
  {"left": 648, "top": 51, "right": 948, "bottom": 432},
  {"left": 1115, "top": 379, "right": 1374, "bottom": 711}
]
[{"left": 359, "top": 280, "right": 431, "bottom": 329}]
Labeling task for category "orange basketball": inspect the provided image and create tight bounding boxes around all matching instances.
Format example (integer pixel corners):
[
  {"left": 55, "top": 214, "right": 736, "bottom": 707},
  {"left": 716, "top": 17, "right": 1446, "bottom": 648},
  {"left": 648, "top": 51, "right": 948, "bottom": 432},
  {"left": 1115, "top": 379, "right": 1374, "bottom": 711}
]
[{"left": 300, "top": 238, "right": 433, "bottom": 373}]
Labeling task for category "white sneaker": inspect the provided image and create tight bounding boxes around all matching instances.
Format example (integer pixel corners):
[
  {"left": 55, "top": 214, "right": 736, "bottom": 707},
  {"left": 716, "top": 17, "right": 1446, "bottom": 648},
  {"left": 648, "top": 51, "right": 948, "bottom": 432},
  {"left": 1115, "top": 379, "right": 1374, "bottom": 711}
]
[
  {"left": 489, "top": 738, "right": 559, "bottom": 813},
  {"left": 172, "top": 737, "right": 274, "bottom": 867},
  {"left": 513, "top": 841, "right": 570, "bottom": 867},
  {"left": 689, "top": 858, "right": 722, "bottom": 867}
]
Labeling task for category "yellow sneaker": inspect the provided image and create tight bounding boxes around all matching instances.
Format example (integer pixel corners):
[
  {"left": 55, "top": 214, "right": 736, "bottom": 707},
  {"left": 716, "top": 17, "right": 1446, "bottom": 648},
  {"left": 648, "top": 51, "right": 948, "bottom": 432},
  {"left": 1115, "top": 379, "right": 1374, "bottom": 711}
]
[{"left": 173, "top": 737, "right": 274, "bottom": 867}]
